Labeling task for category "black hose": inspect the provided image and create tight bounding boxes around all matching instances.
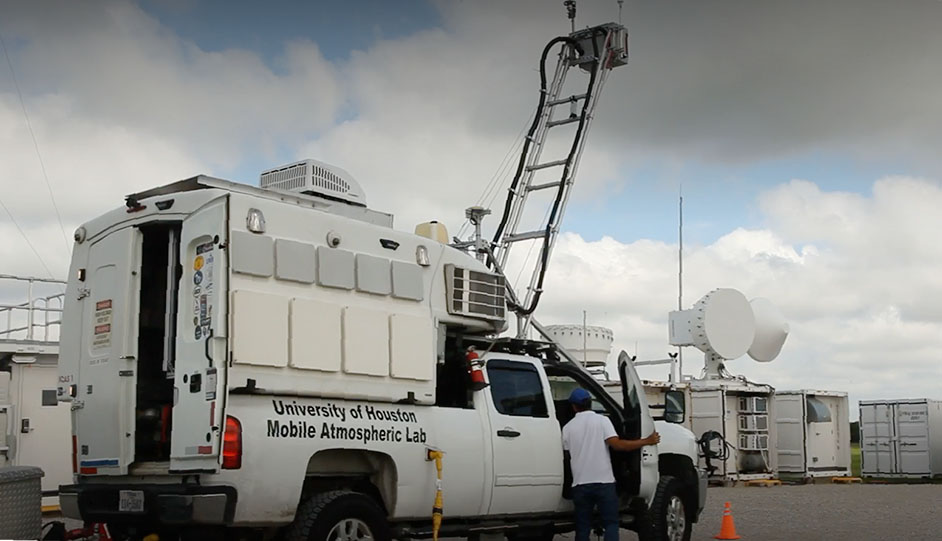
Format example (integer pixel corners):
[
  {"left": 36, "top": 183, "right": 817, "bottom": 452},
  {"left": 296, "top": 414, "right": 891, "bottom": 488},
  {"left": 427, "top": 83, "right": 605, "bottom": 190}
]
[
  {"left": 490, "top": 36, "right": 582, "bottom": 252},
  {"left": 504, "top": 29, "right": 605, "bottom": 316}
]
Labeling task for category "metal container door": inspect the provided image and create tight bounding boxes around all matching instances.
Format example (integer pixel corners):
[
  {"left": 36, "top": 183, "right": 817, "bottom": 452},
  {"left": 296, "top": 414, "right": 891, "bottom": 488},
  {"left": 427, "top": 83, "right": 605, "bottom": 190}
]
[
  {"left": 860, "top": 403, "right": 896, "bottom": 475},
  {"left": 774, "top": 393, "right": 806, "bottom": 473},
  {"left": 895, "top": 402, "right": 931, "bottom": 475}
]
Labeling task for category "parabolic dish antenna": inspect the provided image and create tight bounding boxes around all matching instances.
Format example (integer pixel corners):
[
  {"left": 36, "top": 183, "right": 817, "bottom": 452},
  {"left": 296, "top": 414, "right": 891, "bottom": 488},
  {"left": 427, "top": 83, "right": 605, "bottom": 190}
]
[
  {"left": 747, "top": 297, "right": 789, "bottom": 362},
  {"left": 691, "top": 288, "right": 756, "bottom": 359}
]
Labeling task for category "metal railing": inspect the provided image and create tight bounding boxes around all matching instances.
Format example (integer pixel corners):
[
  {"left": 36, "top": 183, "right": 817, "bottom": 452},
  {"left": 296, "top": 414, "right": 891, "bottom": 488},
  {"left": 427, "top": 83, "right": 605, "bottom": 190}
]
[{"left": 0, "top": 274, "right": 66, "bottom": 342}]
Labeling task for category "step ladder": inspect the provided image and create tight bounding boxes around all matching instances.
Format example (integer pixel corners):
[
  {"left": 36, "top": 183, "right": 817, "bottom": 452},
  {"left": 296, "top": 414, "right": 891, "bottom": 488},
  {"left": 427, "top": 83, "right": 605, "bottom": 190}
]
[{"left": 490, "top": 22, "right": 629, "bottom": 336}]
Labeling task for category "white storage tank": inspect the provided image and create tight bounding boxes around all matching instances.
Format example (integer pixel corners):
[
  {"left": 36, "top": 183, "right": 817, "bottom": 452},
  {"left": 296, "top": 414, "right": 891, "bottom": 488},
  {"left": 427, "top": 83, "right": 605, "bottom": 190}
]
[
  {"left": 544, "top": 324, "right": 613, "bottom": 375},
  {"left": 774, "top": 390, "right": 851, "bottom": 478},
  {"left": 859, "top": 399, "right": 942, "bottom": 478},
  {"left": 689, "top": 379, "right": 777, "bottom": 483}
]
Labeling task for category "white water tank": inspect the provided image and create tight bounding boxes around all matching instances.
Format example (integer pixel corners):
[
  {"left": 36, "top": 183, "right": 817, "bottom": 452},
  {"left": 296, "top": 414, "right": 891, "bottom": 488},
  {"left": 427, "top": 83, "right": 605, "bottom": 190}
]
[{"left": 544, "top": 325, "right": 613, "bottom": 369}]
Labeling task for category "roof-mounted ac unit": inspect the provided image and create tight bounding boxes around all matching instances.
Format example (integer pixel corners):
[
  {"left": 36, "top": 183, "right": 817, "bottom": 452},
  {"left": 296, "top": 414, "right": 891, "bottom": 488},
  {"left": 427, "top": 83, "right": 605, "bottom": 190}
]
[{"left": 260, "top": 159, "right": 367, "bottom": 207}]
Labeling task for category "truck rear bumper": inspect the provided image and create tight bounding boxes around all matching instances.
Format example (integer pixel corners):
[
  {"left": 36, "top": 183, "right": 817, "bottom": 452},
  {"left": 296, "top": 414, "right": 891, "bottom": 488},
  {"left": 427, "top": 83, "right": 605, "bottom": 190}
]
[{"left": 59, "top": 483, "right": 237, "bottom": 525}]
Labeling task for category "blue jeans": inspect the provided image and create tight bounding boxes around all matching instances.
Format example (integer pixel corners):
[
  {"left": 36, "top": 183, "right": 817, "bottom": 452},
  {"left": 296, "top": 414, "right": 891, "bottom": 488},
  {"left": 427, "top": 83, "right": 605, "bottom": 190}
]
[{"left": 572, "top": 482, "right": 619, "bottom": 541}]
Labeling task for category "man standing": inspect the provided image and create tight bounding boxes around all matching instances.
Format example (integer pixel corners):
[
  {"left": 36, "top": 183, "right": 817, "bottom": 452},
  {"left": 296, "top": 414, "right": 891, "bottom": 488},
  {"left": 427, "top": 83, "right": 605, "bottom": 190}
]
[{"left": 562, "top": 388, "right": 660, "bottom": 541}]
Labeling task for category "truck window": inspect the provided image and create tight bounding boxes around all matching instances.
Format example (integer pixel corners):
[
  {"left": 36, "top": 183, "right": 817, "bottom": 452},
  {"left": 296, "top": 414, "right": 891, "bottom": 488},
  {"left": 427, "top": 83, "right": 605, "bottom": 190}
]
[{"left": 486, "top": 360, "right": 549, "bottom": 418}]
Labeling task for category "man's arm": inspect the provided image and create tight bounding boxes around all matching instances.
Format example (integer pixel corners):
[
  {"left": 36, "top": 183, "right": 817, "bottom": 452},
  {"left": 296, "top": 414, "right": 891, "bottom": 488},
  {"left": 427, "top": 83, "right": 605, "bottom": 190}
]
[{"left": 605, "top": 431, "right": 661, "bottom": 452}]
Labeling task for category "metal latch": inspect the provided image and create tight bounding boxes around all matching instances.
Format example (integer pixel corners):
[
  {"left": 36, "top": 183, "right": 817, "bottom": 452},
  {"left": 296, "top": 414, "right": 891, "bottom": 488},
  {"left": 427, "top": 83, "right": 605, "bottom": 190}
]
[
  {"left": 77, "top": 288, "right": 91, "bottom": 300},
  {"left": 71, "top": 400, "right": 85, "bottom": 411}
]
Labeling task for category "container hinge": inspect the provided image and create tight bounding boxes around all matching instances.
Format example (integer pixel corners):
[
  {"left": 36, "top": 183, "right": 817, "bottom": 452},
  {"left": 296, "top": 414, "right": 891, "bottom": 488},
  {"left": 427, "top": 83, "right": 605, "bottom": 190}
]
[
  {"left": 77, "top": 288, "right": 91, "bottom": 300},
  {"left": 70, "top": 400, "right": 85, "bottom": 411}
]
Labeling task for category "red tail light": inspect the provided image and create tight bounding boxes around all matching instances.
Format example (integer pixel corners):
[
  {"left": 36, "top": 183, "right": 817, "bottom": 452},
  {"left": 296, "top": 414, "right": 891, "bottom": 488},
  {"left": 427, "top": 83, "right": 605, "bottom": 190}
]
[
  {"left": 222, "top": 415, "right": 242, "bottom": 469},
  {"left": 71, "top": 435, "right": 78, "bottom": 473}
]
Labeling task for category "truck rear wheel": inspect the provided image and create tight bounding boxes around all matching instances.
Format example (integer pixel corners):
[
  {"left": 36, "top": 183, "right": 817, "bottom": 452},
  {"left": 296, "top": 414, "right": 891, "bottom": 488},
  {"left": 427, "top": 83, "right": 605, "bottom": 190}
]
[
  {"left": 644, "top": 475, "right": 692, "bottom": 541},
  {"left": 284, "top": 489, "right": 391, "bottom": 541}
]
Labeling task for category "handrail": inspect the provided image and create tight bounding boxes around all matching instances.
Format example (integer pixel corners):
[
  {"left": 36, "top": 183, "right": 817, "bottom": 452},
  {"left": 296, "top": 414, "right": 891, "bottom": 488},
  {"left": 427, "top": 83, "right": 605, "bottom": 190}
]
[{"left": 0, "top": 274, "right": 66, "bottom": 342}]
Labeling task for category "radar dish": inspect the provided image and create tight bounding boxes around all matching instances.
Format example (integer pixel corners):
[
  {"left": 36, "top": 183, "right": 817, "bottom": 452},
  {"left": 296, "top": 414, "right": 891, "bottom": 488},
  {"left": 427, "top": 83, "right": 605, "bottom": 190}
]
[
  {"left": 694, "top": 288, "right": 755, "bottom": 360},
  {"left": 747, "top": 297, "right": 789, "bottom": 362}
]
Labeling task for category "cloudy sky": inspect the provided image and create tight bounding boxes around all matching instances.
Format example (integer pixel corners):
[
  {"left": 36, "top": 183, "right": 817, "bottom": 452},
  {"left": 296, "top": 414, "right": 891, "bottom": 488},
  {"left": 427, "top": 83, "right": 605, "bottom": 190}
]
[{"left": 2, "top": 0, "right": 941, "bottom": 417}]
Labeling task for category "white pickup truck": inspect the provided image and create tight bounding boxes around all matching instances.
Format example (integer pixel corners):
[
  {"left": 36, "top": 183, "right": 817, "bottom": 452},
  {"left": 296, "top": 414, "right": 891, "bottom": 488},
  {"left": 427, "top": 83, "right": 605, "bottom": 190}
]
[{"left": 57, "top": 163, "right": 706, "bottom": 540}]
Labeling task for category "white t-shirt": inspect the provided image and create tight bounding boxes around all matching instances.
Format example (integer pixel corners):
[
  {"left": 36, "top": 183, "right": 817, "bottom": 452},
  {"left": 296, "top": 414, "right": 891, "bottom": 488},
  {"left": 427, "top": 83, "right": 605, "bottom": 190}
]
[{"left": 561, "top": 410, "right": 618, "bottom": 486}]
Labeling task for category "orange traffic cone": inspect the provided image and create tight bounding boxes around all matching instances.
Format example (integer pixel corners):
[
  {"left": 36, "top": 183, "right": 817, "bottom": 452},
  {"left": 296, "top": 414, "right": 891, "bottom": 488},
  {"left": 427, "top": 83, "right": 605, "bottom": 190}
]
[{"left": 714, "top": 501, "right": 741, "bottom": 539}]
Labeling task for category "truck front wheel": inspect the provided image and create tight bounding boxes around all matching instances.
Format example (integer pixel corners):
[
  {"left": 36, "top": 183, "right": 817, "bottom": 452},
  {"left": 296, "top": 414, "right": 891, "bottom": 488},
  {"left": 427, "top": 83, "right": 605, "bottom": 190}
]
[
  {"left": 284, "top": 490, "right": 391, "bottom": 541},
  {"left": 644, "top": 475, "right": 692, "bottom": 541}
]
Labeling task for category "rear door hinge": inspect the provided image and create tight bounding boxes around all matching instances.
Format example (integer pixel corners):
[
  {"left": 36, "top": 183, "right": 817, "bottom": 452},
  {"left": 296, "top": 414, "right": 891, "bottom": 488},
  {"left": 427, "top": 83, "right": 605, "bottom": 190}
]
[
  {"left": 70, "top": 400, "right": 85, "bottom": 411},
  {"left": 77, "top": 288, "right": 91, "bottom": 300}
]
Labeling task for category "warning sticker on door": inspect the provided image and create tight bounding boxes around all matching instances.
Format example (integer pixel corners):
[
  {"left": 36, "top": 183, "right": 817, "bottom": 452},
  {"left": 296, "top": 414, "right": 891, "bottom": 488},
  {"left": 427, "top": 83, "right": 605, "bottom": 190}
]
[{"left": 92, "top": 299, "right": 113, "bottom": 349}]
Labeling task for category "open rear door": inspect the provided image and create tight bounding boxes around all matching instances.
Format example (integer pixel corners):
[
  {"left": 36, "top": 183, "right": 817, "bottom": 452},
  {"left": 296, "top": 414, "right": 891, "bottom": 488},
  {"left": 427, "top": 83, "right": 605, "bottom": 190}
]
[
  {"left": 774, "top": 394, "right": 806, "bottom": 473},
  {"left": 170, "top": 197, "right": 229, "bottom": 472},
  {"left": 76, "top": 228, "right": 142, "bottom": 475},
  {"left": 617, "top": 351, "right": 658, "bottom": 500}
]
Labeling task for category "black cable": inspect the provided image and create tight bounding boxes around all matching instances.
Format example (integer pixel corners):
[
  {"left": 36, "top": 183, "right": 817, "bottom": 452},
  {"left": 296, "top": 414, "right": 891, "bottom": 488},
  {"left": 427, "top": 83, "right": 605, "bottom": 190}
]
[
  {"left": 490, "top": 35, "right": 582, "bottom": 253},
  {"left": 505, "top": 29, "right": 605, "bottom": 316}
]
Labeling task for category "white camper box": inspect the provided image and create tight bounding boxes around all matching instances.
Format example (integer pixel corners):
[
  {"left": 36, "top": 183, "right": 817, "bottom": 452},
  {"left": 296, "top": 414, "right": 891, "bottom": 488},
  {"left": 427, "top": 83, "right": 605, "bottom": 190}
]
[
  {"left": 689, "top": 379, "right": 777, "bottom": 483},
  {"left": 859, "top": 399, "right": 942, "bottom": 478},
  {"left": 774, "top": 390, "right": 851, "bottom": 478},
  {"left": 0, "top": 275, "right": 72, "bottom": 508}
]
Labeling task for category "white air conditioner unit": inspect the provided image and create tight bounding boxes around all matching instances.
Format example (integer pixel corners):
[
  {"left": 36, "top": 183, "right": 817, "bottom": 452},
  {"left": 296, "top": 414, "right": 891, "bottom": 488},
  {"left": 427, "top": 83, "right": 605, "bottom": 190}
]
[
  {"left": 738, "top": 396, "right": 768, "bottom": 414},
  {"left": 739, "top": 433, "right": 770, "bottom": 451},
  {"left": 738, "top": 414, "right": 769, "bottom": 432}
]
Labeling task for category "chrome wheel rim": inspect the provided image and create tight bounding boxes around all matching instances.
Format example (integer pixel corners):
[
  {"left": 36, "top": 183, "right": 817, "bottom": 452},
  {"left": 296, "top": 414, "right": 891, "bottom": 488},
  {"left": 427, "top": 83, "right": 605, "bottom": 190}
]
[
  {"left": 327, "top": 518, "right": 374, "bottom": 541},
  {"left": 666, "top": 495, "right": 686, "bottom": 541}
]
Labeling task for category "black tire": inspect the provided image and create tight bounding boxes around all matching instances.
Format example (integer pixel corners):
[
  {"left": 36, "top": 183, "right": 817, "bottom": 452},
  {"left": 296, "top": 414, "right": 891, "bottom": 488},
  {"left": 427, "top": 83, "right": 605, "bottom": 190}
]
[
  {"left": 283, "top": 490, "right": 391, "bottom": 541},
  {"left": 642, "top": 475, "right": 692, "bottom": 541}
]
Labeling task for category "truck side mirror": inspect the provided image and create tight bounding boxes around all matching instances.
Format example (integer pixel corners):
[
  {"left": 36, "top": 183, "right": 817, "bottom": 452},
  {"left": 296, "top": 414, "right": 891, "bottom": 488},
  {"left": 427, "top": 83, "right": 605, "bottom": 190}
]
[{"left": 664, "top": 390, "right": 685, "bottom": 424}]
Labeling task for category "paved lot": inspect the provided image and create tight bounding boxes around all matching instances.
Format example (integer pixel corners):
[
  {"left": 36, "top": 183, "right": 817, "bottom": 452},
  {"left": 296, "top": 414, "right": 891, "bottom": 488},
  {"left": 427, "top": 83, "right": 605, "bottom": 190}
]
[
  {"left": 49, "top": 483, "right": 942, "bottom": 539},
  {"left": 551, "top": 484, "right": 942, "bottom": 540}
]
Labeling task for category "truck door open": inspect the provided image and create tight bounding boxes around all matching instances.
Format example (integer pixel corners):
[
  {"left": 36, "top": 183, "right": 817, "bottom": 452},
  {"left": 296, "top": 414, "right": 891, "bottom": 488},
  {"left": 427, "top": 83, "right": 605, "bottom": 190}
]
[
  {"left": 170, "top": 197, "right": 228, "bottom": 472},
  {"left": 76, "top": 227, "right": 142, "bottom": 475},
  {"left": 617, "top": 351, "right": 658, "bottom": 500}
]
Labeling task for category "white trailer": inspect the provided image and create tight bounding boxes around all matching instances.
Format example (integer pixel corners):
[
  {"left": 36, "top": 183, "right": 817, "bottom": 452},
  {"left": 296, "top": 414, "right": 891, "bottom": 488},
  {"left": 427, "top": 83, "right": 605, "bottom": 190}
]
[
  {"left": 774, "top": 390, "right": 851, "bottom": 478},
  {"left": 0, "top": 275, "right": 72, "bottom": 508},
  {"left": 859, "top": 399, "right": 942, "bottom": 478}
]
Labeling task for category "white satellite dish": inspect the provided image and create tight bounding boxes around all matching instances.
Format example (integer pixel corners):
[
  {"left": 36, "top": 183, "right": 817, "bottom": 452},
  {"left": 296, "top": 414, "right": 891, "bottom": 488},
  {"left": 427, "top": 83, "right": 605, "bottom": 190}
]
[
  {"left": 669, "top": 288, "right": 788, "bottom": 379},
  {"left": 747, "top": 297, "right": 789, "bottom": 362}
]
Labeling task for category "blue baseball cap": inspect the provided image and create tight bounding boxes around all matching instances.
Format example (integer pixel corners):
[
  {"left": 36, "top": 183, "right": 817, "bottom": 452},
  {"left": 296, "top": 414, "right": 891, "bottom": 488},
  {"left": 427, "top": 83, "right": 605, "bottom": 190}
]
[{"left": 569, "top": 388, "right": 591, "bottom": 404}]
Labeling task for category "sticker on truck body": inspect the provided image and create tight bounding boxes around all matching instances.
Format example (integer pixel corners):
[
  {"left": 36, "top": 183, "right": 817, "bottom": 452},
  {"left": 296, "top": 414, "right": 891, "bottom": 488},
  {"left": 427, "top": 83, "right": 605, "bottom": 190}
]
[{"left": 92, "top": 299, "right": 113, "bottom": 350}]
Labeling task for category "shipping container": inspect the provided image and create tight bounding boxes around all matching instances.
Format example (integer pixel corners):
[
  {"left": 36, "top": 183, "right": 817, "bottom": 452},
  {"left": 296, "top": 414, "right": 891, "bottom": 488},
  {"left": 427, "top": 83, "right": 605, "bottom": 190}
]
[
  {"left": 689, "top": 379, "right": 777, "bottom": 483},
  {"left": 859, "top": 399, "right": 942, "bottom": 478},
  {"left": 774, "top": 390, "right": 851, "bottom": 478}
]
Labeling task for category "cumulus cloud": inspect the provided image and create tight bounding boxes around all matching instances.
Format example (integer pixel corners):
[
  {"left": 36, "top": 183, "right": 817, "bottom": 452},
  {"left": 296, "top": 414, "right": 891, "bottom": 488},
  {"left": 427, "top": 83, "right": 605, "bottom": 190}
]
[
  {"left": 1, "top": 0, "right": 941, "bottom": 414},
  {"left": 537, "top": 177, "right": 942, "bottom": 413}
]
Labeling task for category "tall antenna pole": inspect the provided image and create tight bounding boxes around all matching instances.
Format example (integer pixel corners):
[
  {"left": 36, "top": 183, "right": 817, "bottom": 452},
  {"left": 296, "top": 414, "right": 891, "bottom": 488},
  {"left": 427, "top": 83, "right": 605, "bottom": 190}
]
[{"left": 678, "top": 185, "right": 684, "bottom": 380}]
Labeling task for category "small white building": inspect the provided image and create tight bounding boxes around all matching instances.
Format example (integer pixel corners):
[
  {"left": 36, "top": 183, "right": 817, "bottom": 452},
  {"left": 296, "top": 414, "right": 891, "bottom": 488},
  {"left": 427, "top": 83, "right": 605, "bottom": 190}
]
[
  {"left": 774, "top": 390, "right": 851, "bottom": 478},
  {"left": 859, "top": 399, "right": 942, "bottom": 478},
  {"left": 0, "top": 275, "right": 71, "bottom": 508}
]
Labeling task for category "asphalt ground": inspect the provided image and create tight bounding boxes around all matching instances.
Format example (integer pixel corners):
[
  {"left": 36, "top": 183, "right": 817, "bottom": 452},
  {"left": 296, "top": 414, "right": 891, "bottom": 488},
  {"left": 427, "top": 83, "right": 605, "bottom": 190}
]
[
  {"left": 47, "top": 483, "right": 942, "bottom": 540},
  {"left": 551, "top": 483, "right": 942, "bottom": 540}
]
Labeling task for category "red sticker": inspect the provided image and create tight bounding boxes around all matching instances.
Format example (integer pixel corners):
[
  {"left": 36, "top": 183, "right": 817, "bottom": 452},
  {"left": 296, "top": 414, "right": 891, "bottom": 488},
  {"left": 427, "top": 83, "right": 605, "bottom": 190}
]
[
  {"left": 96, "top": 300, "right": 112, "bottom": 310},
  {"left": 198, "top": 446, "right": 213, "bottom": 455},
  {"left": 94, "top": 324, "right": 111, "bottom": 335}
]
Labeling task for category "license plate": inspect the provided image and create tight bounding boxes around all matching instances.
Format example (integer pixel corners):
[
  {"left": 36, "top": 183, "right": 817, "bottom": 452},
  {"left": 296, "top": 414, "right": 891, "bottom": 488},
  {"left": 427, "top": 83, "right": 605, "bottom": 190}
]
[{"left": 118, "top": 490, "right": 145, "bottom": 513}]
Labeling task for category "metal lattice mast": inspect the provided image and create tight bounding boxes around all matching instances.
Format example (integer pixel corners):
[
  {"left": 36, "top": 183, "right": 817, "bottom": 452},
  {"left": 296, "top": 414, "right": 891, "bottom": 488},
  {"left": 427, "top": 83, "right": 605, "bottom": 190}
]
[{"left": 491, "top": 23, "right": 629, "bottom": 337}]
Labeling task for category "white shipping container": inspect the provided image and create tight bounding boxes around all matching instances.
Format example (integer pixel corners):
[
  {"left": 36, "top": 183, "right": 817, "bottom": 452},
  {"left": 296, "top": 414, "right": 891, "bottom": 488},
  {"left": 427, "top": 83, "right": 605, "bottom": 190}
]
[
  {"left": 689, "top": 380, "right": 777, "bottom": 483},
  {"left": 859, "top": 399, "right": 942, "bottom": 478},
  {"left": 774, "top": 390, "right": 851, "bottom": 478}
]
